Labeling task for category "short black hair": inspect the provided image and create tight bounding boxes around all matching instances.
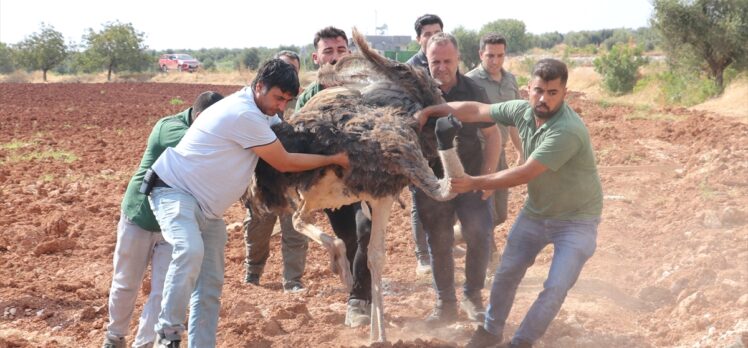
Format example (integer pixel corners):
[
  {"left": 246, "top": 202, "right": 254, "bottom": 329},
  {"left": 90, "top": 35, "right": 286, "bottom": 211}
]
[
  {"left": 532, "top": 59, "right": 568, "bottom": 86},
  {"left": 313, "top": 26, "right": 348, "bottom": 49},
  {"left": 251, "top": 58, "right": 300, "bottom": 96},
  {"left": 479, "top": 33, "right": 507, "bottom": 51},
  {"left": 192, "top": 91, "right": 224, "bottom": 115},
  {"left": 414, "top": 14, "right": 443, "bottom": 37}
]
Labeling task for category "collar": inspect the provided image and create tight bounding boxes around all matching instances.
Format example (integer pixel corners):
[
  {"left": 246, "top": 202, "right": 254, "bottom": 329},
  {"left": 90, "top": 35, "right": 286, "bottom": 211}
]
[
  {"left": 477, "top": 64, "right": 506, "bottom": 82},
  {"left": 180, "top": 107, "right": 194, "bottom": 126}
]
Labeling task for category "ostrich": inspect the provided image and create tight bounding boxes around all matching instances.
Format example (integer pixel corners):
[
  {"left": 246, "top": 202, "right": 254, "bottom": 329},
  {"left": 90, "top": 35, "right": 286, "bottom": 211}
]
[{"left": 249, "top": 28, "right": 465, "bottom": 342}]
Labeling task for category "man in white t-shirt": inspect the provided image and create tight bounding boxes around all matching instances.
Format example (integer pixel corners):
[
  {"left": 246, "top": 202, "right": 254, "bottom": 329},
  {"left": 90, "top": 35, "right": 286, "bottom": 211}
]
[{"left": 148, "top": 58, "right": 349, "bottom": 348}]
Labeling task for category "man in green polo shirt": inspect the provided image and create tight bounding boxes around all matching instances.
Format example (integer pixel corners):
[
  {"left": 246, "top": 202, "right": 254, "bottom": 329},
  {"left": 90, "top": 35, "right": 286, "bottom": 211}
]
[
  {"left": 102, "top": 91, "right": 223, "bottom": 348},
  {"left": 416, "top": 58, "right": 602, "bottom": 348}
]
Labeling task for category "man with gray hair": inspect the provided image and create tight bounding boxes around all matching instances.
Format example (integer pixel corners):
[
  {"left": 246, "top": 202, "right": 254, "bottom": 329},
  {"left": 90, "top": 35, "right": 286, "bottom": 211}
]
[{"left": 416, "top": 32, "right": 500, "bottom": 328}]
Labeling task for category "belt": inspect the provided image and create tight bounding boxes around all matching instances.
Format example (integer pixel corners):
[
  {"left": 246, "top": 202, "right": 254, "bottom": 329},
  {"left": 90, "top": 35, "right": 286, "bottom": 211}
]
[{"left": 153, "top": 177, "right": 171, "bottom": 188}]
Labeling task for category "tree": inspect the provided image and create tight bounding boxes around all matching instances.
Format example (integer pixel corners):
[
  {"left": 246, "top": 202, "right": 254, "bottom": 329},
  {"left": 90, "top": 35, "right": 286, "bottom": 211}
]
[
  {"left": 602, "top": 29, "right": 633, "bottom": 50},
  {"left": 15, "top": 24, "right": 67, "bottom": 81},
  {"left": 479, "top": 19, "right": 530, "bottom": 54},
  {"left": 652, "top": 0, "right": 748, "bottom": 91},
  {"left": 80, "top": 21, "right": 151, "bottom": 81},
  {"left": 0, "top": 42, "right": 17, "bottom": 74},
  {"left": 533, "top": 32, "right": 564, "bottom": 49},
  {"left": 451, "top": 26, "right": 480, "bottom": 70},
  {"left": 239, "top": 48, "right": 260, "bottom": 70}
]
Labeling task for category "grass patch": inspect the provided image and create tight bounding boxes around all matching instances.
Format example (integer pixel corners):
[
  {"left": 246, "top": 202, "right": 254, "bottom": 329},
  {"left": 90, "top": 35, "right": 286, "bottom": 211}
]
[
  {"left": 170, "top": 97, "right": 185, "bottom": 105},
  {"left": 5, "top": 150, "right": 78, "bottom": 164},
  {"left": 39, "top": 174, "right": 55, "bottom": 182},
  {"left": 0, "top": 140, "right": 34, "bottom": 150}
]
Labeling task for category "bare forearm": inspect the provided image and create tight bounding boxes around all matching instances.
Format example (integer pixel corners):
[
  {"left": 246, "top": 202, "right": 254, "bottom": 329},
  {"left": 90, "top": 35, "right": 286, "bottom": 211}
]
[
  {"left": 418, "top": 101, "right": 493, "bottom": 125},
  {"left": 279, "top": 153, "right": 340, "bottom": 172}
]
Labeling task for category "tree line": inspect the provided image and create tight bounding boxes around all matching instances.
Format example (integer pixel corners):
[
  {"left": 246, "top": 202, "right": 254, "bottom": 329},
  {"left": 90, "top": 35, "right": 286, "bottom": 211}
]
[{"left": 1, "top": 0, "right": 746, "bottom": 93}]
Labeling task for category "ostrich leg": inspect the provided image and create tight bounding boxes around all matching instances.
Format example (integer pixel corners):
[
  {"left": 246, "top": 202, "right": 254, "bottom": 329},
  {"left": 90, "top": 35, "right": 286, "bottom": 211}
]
[
  {"left": 291, "top": 203, "right": 353, "bottom": 292},
  {"left": 366, "top": 196, "right": 395, "bottom": 342}
]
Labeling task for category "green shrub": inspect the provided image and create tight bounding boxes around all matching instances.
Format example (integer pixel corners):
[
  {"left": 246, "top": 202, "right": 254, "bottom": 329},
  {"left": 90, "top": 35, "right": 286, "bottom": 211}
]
[
  {"left": 652, "top": 70, "right": 720, "bottom": 106},
  {"left": 593, "top": 44, "right": 647, "bottom": 95}
]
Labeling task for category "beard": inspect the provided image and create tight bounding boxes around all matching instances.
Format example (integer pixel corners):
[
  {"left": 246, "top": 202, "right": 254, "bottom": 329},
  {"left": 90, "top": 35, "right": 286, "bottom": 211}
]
[{"left": 533, "top": 102, "right": 561, "bottom": 119}]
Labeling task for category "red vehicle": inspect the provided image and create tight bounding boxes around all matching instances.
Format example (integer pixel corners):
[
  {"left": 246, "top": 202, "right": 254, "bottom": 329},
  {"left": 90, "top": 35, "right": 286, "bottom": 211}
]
[{"left": 158, "top": 53, "right": 200, "bottom": 72}]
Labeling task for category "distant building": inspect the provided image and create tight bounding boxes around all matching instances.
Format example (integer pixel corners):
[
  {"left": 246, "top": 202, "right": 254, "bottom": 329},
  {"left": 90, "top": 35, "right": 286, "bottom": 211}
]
[
  {"left": 363, "top": 35, "right": 412, "bottom": 51},
  {"left": 352, "top": 35, "right": 418, "bottom": 63}
]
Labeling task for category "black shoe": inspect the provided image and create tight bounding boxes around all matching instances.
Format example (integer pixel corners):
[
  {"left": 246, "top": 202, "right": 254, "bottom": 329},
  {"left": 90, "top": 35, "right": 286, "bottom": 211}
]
[
  {"left": 245, "top": 273, "right": 260, "bottom": 286},
  {"left": 466, "top": 325, "right": 502, "bottom": 348},
  {"left": 461, "top": 294, "right": 486, "bottom": 322},
  {"left": 508, "top": 339, "right": 532, "bottom": 348},
  {"left": 424, "top": 300, "right": 458, "bottom": 328},
  {"left": 283, "top": 281, "right": 306, "bottom": 294}
]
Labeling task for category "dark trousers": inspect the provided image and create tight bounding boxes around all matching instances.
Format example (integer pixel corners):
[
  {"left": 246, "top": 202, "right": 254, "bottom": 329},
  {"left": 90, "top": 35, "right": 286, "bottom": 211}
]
[
  {"left": 325, "top": 203, "right": 372, "bottom": 302},
  {"left": 414, "top": 189, "right": 493, "bottom": 302}
]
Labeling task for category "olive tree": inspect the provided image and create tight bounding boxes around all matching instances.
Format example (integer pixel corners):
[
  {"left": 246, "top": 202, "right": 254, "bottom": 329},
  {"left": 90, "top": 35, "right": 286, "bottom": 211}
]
[
  {"left": 652, "top": 0, "right": 748, "bottom": 91},
  {"left": 15, "top": 24, "right": 67, "bottom": 81},
  {"left": 479, "top": 19, "right": 530, "bottom": 54},
  {"left": 80, "top": 21, "right": 151, "bottom": 81},
  {"left": 451, "top": 26, "right": 480, "bottom": 70}
]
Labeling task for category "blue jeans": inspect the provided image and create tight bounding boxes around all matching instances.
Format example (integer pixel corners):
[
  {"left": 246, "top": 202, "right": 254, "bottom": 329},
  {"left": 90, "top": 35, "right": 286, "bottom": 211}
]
[
  {"left": 149, "top": 187, "right": 228, "bottom": 348},
  {"left": 414, "top": 188, "right": 493, "bottom": 302},
  {"left": 484, "top": 212, "right": 599, "bottom": 344}
]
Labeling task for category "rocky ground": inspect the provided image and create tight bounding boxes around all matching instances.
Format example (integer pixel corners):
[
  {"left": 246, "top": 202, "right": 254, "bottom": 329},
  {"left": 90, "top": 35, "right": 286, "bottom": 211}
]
[{"left": 0, "top": 83, "right": 746, "bottom": 347}]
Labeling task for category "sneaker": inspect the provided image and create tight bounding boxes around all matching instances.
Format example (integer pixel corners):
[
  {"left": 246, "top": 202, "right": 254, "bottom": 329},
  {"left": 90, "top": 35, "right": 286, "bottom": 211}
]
[
  {"left": 415, "top": 259, "right": 432, "bottom": 276},
  {"left": 424, "top": 300, "right": 458, "bottom": 328},
  {"left": 155, "top": 332, "right": 181, "bottom": 348},
  {"left": 283, "top": 281, "right": 306, "bottom": 294},
  {"left": 102, "top": 336, "right": 126, "bottom": 348},
  {"left": 245, "top": 273, "right": 261, "bottom": 286},
  {"left": 465, "top": 325, "right": 502, "bottom": 348},
  {"left": 344, "top": 299, "right": 370, "bottom": 328},
  {"left": 461, "top": 295, "right": 486, "bottom": 322}
]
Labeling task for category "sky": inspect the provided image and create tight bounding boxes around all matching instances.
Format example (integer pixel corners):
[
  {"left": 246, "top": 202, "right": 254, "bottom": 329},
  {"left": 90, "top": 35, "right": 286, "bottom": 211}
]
[{"left": 0, "top": 0, "right": 653, "bottom": 50}]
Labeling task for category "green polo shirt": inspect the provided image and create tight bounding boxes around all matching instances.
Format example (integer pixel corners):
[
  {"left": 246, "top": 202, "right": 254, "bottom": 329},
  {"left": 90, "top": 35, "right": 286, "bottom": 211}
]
[
  {"left": 490, "top": 100, "right": 602, "bottom": 220},
  {"left": 295, "top": 81, "right": 323, "bottom": 111},
  {"left": 466, "top": 65, "right": 520, "bottom": 144},
  {"left": 121, "top": 108, "right": 193, "bottom": 232}
]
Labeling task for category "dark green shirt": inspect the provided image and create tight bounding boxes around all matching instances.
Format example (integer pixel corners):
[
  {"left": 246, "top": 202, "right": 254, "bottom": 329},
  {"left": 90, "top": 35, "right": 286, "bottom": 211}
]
[
  {"left": 121, "top": 108, "right": 193, "bottom": 232},
  {"left": 295, "top": 81, "right": 323, "bottom": 111},
  {"left": 490, "top": 100, "right": 603, "bottom": 220}
]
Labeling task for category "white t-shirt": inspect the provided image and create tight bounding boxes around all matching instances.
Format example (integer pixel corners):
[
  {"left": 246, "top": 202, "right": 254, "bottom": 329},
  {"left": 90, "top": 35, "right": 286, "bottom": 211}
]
[{"left": 152, "top": 87, "right": 280, "bottom": 219}]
